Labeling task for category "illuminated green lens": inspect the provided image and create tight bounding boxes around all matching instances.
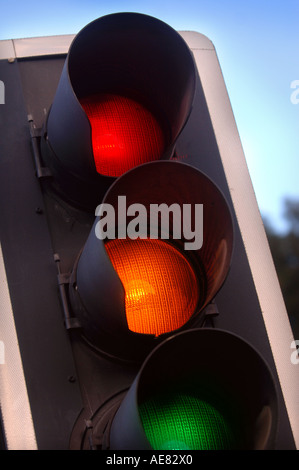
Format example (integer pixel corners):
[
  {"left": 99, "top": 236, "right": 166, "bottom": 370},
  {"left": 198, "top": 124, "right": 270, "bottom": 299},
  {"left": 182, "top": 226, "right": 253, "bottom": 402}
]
[{"left": 139, "top": 389, "right": 240, "bottom": 450}]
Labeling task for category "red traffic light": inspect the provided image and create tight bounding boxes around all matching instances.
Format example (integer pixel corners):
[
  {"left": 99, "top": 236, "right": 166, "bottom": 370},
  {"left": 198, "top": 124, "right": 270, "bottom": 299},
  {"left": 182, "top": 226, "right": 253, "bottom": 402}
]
[
  {"left": 41, "top": 13, "right": 196, "bottom": 209},
  {"left": 80, "top": 93, "right": 165, "bottom": 177}
]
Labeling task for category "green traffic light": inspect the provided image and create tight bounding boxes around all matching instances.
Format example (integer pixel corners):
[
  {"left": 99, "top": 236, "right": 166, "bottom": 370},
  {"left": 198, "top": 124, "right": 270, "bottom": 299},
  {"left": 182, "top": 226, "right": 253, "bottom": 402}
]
[{"left": 139, "top": 387, "right": 241, "bottom": 450}]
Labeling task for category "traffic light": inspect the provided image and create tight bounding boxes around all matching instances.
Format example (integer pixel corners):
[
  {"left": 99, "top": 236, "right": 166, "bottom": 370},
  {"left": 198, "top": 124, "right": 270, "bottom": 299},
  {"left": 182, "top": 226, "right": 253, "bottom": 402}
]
[
  {"left": 40, "top": 13, "right": 195, "bottom": 210},
  {"left": 68, "top": 160, "right": 234, "bottom": 362},
  {"left": 108, "top": 329, "right": 278, "bottom": 450},
  {"left": 0, "top": 12, "right": 298, "bottom": 452}
]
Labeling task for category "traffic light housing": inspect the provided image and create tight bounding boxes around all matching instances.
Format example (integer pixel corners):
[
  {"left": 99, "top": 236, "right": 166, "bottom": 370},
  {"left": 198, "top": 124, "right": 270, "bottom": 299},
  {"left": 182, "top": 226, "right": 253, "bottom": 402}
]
[
  {"left": 108, "top": 329, "right": 278, "bottom": 450},
  {"left": 40, "top": 13, "right": 196, "bottom": 209},
  {"left": 69, "top": 160, "right": 234, "bottom": 361},
  {"left": 0, "top": 12, "right": 298, "bottom": 451}
]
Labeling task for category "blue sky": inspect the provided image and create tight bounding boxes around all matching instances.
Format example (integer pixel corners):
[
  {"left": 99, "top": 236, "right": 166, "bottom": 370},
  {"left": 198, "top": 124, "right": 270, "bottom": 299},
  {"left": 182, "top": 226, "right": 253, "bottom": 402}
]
[{"left": 0, "top": 0, "right": 298, "bottom": 233}]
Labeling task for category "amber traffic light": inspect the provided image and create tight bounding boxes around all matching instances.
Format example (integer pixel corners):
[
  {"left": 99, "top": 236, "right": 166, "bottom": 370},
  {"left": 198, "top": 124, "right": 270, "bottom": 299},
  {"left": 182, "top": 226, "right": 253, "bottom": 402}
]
[{"left": 69, "top": 160, "right": 234, "bottom": 360}]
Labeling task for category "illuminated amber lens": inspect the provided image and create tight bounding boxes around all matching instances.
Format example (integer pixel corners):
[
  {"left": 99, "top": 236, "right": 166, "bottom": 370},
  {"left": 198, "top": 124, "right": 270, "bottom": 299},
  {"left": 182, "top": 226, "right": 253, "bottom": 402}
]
[
  {"left": 105, "top": 239, "right": 199, "bottom": 336},
  {"left": 80, "top": 93, "right": 165, "bottom": 177}
]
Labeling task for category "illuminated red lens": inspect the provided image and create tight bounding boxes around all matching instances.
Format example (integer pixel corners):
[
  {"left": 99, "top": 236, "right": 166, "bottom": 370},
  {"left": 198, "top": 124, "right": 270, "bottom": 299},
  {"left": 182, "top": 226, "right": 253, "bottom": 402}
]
[
  {"left": 80, "top": 93, "right": 165, "bottom": 177},
  {"left": 105, "top": 238, "right": 199, "bottom": 336}
]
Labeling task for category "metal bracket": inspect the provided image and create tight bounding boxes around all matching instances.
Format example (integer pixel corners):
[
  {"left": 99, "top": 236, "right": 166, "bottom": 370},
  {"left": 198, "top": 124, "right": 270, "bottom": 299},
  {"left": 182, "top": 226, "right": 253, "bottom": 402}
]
[
  {"left": 84, "top": 420, "right": 99, "bottom": 450},
  {"left": 54, "top": 253, "right": 81, "bottom": 330},
  {"left": 28, "top": 114, "right": 52, "bottom": 179},
  {"left": 202, "top": 300, "right": 219, "bottom": 328}
]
